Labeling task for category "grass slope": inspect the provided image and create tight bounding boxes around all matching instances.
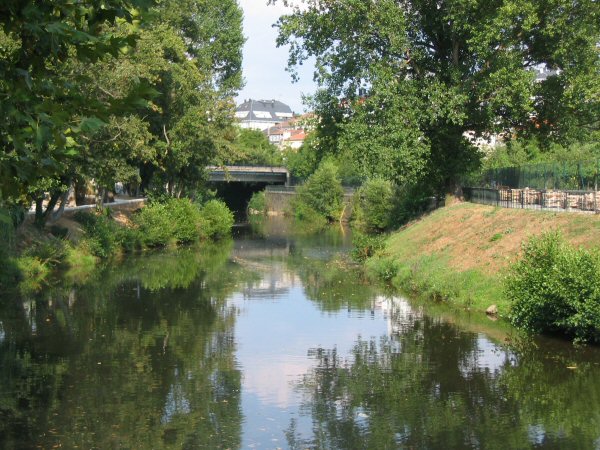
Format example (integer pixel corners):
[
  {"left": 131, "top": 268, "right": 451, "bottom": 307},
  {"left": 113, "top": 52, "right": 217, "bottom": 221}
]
[{"left": 367, "top": 203, "right": 600, "bottom": 316}]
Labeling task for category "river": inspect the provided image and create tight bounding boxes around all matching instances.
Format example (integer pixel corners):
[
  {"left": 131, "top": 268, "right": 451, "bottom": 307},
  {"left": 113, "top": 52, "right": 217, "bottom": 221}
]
[{"left": 1, "top": 218, "right": 599, "bottom": 449}]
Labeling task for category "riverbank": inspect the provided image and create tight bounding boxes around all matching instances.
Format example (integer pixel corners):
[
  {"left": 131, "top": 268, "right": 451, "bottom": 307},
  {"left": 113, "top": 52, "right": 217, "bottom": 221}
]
[
  {"left": 0, "top": 198, "right": 234, "bottom": 294},
  {"left": 366, "top": 202, "right": 600, "bottom": 317}
]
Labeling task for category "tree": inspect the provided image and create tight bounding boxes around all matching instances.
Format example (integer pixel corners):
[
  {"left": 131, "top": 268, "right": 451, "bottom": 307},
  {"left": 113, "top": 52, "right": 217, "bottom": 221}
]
[
  {"left": 228, "top": 128, "right": 283, "bottom": 166},
  {"left": 274, "top": 0, "right": 600, "bottom": 194},
  {"left": 0, "top": 0, "right": 154, "bottom": 204},
  {"left": 1, "top": 0, "right": 245, "bottom": 226}
]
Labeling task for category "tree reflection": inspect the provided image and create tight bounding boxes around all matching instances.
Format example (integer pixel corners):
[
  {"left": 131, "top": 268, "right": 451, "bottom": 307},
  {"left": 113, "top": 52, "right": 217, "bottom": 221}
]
[
  {"left": 0, "top": 241, "right": 248, "bottom": 449},
  {"left": 289, "top": 302, "right": 600, "bottom": 449}
]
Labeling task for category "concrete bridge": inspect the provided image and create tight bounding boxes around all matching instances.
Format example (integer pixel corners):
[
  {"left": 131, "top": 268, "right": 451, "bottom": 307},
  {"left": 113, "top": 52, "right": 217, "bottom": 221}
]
[{"left": 207, "top": 165, "right": 289, "bottom": 185}]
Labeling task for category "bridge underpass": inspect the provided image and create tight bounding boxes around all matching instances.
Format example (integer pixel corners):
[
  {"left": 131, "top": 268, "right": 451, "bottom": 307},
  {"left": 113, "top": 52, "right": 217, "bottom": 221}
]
[{"left": 207, "top": 166, "right": 290, "bottom": 221}]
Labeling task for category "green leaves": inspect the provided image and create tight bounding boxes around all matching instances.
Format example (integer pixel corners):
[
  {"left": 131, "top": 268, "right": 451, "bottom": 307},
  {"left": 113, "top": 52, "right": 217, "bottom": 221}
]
[
  {"left": 507, "top": 231, "right": 600, "bottom": 343},
  {"left": 276, "top": 0, "right": 599, "bottom": 191}
]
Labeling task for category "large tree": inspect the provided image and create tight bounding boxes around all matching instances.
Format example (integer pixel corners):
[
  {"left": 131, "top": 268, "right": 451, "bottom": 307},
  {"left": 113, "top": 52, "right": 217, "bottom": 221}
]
[
  {"left": 274, "top": 0, "right": 600, "bottom": 193},
  {"left": 1, "top": 0, "right": 245, "bottom": 225},
  {"left": 0, "top": 0, "right": 154, "bottom": 204}
]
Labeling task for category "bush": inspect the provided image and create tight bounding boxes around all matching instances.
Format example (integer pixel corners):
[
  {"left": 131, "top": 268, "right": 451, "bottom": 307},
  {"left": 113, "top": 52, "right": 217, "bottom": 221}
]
[
  {"left": 166, "top": 198, "right": 205, "bottom": 244},
  {"left": 351, "top": 231, "right": 386, "bottom": 263},
  {"left": 15, "top": 256, "right": 50, "bottom": 293},
  {"left": 247, "top": 191, "right": 266, "bottom": 215},
  {"left": 74, "top": 211, "right": 123, "bottom": 258},
  {"left": 353, "top": 178, "right": 395, "bottom": 232},
  {"left": 199, "top": 199, "right": 234, "bottom": 239},
  {"left": 391, "top": 183, "right": 437, "bottom": 226},
  {"left": 506, "top": 231, "right": 600, "bottom": 344},
  {"left": 23, "top": 235, "right": 69, "bottom": 267},
  {"left": 134, "top": 198, "right": 206, "bottom": 247},
  {"left": 131, "top": 198, "right": 233, "bottom": 247},
  {"left": 132, "top": 202, "right": 174, "bottom": 247},
  {"left": 294, "top": 159, "right": 344, "bottom": 222}
]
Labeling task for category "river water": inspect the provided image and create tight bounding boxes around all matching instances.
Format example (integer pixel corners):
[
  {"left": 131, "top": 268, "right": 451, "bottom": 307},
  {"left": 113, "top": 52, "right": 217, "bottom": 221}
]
[{"left": 1, "top": 218, "right": 600, "bottom": 449}]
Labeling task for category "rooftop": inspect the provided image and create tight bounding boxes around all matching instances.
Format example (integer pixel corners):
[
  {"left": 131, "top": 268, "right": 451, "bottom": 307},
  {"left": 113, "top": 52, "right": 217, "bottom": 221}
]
[{"left": 235, "top": 99, "right": 294, "bottom": 123}]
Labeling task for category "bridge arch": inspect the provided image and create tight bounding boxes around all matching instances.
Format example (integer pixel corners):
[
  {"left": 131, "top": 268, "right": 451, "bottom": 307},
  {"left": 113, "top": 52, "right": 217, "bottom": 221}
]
[{"left": 206, "top": 165, "right": 290, "bottom": 221}]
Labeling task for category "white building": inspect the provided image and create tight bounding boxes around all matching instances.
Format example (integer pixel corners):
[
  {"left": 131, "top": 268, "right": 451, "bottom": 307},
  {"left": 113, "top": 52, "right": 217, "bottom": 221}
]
[{"left": 235, "top": 99, "right": 294, "bottom": 131}]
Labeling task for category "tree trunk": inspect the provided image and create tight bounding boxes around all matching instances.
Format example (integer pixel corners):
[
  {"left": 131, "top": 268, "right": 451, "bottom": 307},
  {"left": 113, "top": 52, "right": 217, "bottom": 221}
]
[
  {"left": 50, "top": 188, "right": 72, "bottom": 223},
  {"left": 445, "top": 182, "right": 464, "bottom": 206},
  {"left": 34, "top": 190, "right": 63, "bottom": 228}
]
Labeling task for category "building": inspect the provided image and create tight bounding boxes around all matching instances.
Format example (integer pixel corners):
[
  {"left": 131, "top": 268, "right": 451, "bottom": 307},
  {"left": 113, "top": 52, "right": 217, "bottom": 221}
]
[
  {"left": 235, "top": 99, "right": 294, "bottom": 131},
  {"left": 264, "top": 113, "right": 316, "bottom": 149}
]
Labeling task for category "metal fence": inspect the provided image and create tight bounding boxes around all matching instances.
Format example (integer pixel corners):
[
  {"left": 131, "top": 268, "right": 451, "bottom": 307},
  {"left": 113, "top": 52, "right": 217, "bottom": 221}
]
[
  {"left": 463, "top": 187, "right": 600, "bottom": 213},
  {"left": 477, "top": 160, "right": 600, "bottom": 191}
]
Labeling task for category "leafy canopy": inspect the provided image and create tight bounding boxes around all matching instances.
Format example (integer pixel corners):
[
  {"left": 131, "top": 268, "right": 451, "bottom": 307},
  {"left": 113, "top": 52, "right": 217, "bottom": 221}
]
[{"left": 273, "top": 0, "right": 600, "bottom": 191}]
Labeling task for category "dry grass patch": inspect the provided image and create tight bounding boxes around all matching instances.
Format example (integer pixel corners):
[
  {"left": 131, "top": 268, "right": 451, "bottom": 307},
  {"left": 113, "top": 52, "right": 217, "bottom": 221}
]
[{"left": 387, "top": 203, "right": 600, "bottom": 276}]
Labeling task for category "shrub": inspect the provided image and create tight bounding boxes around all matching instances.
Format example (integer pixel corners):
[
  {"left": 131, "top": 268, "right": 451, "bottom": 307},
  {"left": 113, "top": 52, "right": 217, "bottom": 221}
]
[
  {"left": 132, "top": 198, "right": 232, "bottom": 247},
  {"left": 74, "top": 211, "right": 122, "bottom": 258},
  {"left": 365, "top": 255, "right": 399, "bottom": 283},
  {"left": 166, "top": 198, "right": 205, "bottom": 244},
  {"left": 351, "top": 231, "right": 386, "bottom": 263},
  {"left": 132, "top": 202, "right": 174, "bottom": 247},
  {"left": 15, "top": 256, "right": 50, "bottom": 293},
  {"left": 200, "top": 199, "right": 234, "bottom": 239},
  {"left": 506, "top": 231, "right": 600, "bottom": 344},
  {"left": 247, "top": 191, "right": 266, "bottom": 215},
  {"left": 294, "top": 159, "right": 344, "bottom": 222},
  {"left": 353, "top": 178, "right": 395, "bottom": 232},
  {"left": 23, "top": 235, "right": 69, "bottom": 267}
]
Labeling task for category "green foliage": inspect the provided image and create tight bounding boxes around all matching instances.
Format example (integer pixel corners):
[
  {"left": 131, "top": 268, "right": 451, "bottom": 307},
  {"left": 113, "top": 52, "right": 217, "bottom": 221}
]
[
  {"left": 353, "top": 179, "right": 395, "bottom": 232},
  {"left": 276, "top": 0, "right": 599, "bottom": 192},
  {"left": 285, "top": 135, "right": 321, "bottom": 180},
  {"left": 0, "top": 0, "right": 155, "bottom": 202},
  {"left": 133, "top": 198, "right": 233, "bottom": 247},
  {"left": 507, "top": 232, "right": 600, "bottom": 344},
  {"left": 294, "top": 160, "right": 344, "bottom": 222},
  {"left": 133, "top": 201, "right": 186, "bottom": 247},
  {"left": 23, "top": 236, "right": 69, "bottom": 268},
  {"left": 74, "top": 211, "right": 131, "bottom": 258},
  {"left": 391, "top": 183, "right": 437, "bottom": 226},
  {"left": 482, "top": 139, "right": 600, "bottom": 171},
  {"left": 247, "top": 191, "right": 267, "bottom": 215},
  {"left": 351, "top": 232, "right": 386, "bottom": 263},
  {"left": 1, "top": 0, "right": 245, "bottom": 228},
  {"left": 14, "top": 256, "right": 51, "bottom": 294},
  {"left": 291, "top": 202, "right": 328, "bottom": 231},
  {"left": 229, "top": 129, "right": 283, "bottom": 166},
  {"left": 199, "top": 199, "right": 234, "bottom": 240}
]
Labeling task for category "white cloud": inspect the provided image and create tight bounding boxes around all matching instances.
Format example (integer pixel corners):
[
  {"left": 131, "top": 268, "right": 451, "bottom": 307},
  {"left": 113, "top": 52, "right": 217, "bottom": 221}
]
[{"left": 236, "top": 0, "right": 317, "bottom": 113}]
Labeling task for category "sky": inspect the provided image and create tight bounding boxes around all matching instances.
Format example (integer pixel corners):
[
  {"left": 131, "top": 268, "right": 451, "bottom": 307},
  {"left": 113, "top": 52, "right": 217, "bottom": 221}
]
[{"left": 236, "top": 0, "right": 318, "bottom": 113}]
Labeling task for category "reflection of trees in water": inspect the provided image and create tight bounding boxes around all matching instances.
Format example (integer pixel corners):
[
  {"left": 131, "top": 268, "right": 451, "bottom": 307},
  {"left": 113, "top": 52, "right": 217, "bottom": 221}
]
[
  {"left": 288, "top": 313, "right": 600, "bottom": 449},
  {"left": 0, "top": 242, "right": 250, "bottom": 449},
  {"left": 287, "top": 251, "right": 378, "bottom": 313}
]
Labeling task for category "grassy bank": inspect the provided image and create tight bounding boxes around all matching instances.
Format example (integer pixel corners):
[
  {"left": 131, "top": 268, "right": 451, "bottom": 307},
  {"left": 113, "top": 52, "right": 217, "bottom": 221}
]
[
  {"left": 366, "top": 202, "right": 600, "bottom": 317},
  {"left": 0, "top": 199, "right": 234, "bottom": 294}
]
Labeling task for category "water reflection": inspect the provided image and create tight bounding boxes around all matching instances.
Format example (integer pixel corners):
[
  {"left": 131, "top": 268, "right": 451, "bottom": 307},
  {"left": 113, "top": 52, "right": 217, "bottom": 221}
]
[
  {"left": 0, "top": 242, "right": 246, "bottom": 449},
  {"left": 288, "top": 297, "right": 600, "bottom": 449},
  {"left": 0, "top": 220, "right": 599, "bottom": 449}
]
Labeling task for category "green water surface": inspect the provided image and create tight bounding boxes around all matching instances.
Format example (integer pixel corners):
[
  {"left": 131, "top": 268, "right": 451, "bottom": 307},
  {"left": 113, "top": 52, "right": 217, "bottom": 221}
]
[{"left": 1, "top": 218, "right": 599, "bottom": 449}]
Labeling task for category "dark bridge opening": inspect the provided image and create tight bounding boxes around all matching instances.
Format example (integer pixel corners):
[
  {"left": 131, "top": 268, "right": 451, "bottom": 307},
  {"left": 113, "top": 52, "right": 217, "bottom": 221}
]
[
  {"left": 207, "top": 166, "right": 290, "bottom": 222},
  {"left": 212, "top": 181, "right": 271, "bottom": 222}
]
